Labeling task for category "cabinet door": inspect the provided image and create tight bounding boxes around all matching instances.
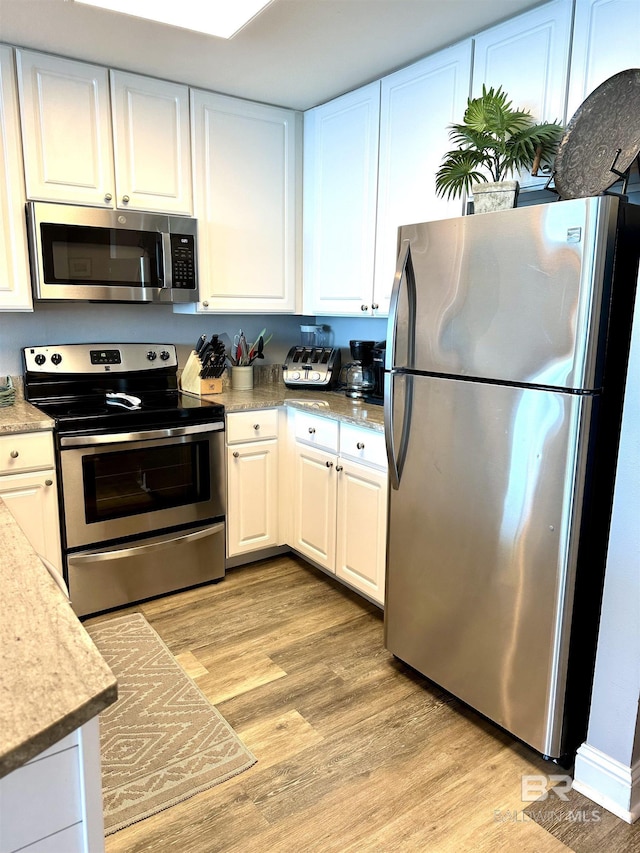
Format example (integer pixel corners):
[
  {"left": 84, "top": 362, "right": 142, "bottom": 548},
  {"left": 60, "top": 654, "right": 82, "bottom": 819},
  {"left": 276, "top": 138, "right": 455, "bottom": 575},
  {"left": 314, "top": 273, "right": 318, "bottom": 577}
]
[
  {"left": 16, "top": 50, "right": 115, "bottom": 207},
  {"left": 191, "top": 90, "right": 302, "bottom": 313},
  {"left": 292, "top": 442, "right": 337, "bottom": 571},
  {"left": 375, "top": 41, "right": 473, "bottom": 309},
  {"left": 303, "top": 82, "right": 380, "bottom": 316},
  {"left": 336, "top": 458, "right": 388, "bottom": 606},
  {"left": 472, "top": 0, "right": 573, "bottom": 187},
  {"left": 568, "top": 0, "right": 640, "bottom": 118},
  {"left": 110, "top": 71, "right": 192, "bottom": 214},
  {"left": 227, "top": 439, "right": 279, "bottom": 556},
  {"left": 0, "top": 47, "right": 32, "bottom": 311},
  {"left": 0, "top": 470, "right": 62, "bottom": 576}
]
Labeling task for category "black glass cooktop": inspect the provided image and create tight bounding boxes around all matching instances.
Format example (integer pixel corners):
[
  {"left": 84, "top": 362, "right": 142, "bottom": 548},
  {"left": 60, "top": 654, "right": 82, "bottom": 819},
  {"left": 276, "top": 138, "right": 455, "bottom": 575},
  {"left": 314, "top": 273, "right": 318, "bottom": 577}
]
[{"left": 32, "top": 391, "right": 224, "bottom": 435}]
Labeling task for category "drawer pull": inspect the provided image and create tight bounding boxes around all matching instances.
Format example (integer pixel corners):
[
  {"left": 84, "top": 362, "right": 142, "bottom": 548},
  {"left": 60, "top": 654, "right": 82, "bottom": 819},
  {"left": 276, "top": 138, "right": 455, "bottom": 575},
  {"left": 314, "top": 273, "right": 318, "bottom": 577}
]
[
  {"left": 335, "top": 464, "right": 343, "bottom": 472},
  {"left": 308, "top": 427, "right": 316, "bottom": 434},
  {"left": 45, "top": 479, "right": 53, "bottom": 486},
  {"left": 325, "top": 460, "right": 333, "bottom": 468},
  {"left": 357, "top": 441, "right": 365, "bottom": 450},
  {"left": 253, "top": 424, "right": 260, "bottom": 430},
  {"left": 10, "top": 450, "right": 19, "bottom": 458},
  {"left": 233, "top": 451, "right": 240, "bottom": 458}
]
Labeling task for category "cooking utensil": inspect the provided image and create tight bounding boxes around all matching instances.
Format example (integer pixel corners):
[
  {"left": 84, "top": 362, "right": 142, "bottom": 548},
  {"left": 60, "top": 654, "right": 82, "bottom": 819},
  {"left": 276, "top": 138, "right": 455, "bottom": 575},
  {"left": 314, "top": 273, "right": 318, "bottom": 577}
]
[
  {"left": 195, "top": 334, "right": 207, "bottom": 354},
  {"left": 553, "top": 68, "right": 640, "bottom": 200}
]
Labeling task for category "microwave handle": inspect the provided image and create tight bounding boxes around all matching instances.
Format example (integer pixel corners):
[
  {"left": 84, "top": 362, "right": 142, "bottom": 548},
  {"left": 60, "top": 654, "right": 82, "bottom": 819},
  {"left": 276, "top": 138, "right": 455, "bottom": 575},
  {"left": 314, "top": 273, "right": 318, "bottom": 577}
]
[{"left": 161, "top": 232, "right": 172, "bottom": 288}]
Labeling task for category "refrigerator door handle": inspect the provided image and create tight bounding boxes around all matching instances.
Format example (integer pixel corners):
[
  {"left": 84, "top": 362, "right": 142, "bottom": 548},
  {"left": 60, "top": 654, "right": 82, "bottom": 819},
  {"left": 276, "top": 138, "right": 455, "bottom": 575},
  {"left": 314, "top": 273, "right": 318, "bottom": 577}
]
[
  {"left": 384, "top": 370, "right": 412, "bottom": 490},
  {"left": 385, "top": 238, "right": 416, "bottom": 372}
]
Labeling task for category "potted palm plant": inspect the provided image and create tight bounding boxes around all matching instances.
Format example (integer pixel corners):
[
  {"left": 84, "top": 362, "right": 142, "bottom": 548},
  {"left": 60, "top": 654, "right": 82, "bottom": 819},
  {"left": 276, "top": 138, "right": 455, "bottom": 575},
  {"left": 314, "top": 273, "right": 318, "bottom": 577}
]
[{"left": 435, "top": 85, "right": 563, "bottom": 213}]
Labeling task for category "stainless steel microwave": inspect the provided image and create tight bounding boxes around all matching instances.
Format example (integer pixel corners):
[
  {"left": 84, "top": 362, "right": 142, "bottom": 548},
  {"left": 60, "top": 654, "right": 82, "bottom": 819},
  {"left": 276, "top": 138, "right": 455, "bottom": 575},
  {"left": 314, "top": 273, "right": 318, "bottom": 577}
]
[{"left": 26, "top": 202, "right": 199, "bottom": 304}]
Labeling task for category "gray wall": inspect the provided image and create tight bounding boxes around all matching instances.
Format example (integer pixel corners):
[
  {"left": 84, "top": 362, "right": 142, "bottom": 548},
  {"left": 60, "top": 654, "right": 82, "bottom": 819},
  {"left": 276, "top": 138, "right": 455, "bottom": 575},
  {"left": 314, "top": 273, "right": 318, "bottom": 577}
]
[{"left": 0, "top": 305, "right": 387, "bottom": 376}]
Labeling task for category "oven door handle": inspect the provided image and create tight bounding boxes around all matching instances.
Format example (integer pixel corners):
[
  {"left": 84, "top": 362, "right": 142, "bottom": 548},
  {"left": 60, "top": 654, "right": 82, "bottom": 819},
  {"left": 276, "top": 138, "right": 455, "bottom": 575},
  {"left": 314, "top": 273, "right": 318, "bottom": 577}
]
[
  {"left": 60, "top": 421, "right": 224, "bottom": 447},
  {"left": 68, "top": 522, "right": 225, "bottom": 564}
]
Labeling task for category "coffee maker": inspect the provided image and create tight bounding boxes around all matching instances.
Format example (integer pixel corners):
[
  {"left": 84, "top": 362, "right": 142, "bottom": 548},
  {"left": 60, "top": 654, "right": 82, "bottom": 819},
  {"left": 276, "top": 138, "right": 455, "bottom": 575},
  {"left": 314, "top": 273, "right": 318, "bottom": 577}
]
[
  {"left": 364, "top": 340, "right": 386, "bottom": 405},
  {"left": 340, "top": 340, "right": 376, "bottom": 399}
]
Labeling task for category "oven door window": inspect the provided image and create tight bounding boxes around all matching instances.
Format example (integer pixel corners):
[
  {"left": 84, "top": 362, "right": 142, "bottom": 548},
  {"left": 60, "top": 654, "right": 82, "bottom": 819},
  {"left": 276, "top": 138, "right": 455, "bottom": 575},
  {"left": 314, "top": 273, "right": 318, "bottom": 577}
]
[
  {"left": 82, "top": 440, "right": 210, "bottom": 523},
  {"left": 40, "top": 223, "right": 162, "bottom": 288}
]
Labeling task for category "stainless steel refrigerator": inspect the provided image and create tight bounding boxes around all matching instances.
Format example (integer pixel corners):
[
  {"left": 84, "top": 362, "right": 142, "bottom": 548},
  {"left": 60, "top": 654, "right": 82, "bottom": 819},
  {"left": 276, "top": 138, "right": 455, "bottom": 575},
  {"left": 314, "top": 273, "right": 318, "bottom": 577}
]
[{"left": 383, "top": 196, "right": 640, "bottom": 760}]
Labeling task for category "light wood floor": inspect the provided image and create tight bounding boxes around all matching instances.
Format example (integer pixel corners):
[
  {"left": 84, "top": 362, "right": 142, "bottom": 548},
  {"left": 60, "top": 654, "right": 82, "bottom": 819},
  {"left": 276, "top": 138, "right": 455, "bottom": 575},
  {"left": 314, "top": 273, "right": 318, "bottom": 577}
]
[{"left": 86, "top": 554, "right": 611, "bottom": 852}]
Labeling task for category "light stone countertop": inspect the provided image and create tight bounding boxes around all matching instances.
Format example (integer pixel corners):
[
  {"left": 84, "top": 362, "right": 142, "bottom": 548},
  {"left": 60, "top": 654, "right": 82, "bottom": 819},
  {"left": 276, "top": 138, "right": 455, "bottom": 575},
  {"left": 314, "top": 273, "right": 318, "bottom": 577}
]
[
  {"left": 0, "top": 501, "right": 117, "bottom": 778},
  {"left": 187, "top": 381, "right": 386, "bottom": 432},
  {"left": 0, "top": 395, "right": 54, "bottom": 434}
]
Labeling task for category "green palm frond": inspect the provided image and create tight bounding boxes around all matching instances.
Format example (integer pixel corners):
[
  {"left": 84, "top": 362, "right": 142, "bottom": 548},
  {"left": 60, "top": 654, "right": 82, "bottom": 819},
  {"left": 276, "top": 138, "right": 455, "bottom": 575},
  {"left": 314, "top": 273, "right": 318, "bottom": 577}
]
[{"left": 435, "top": 85, "right": 564, "bottom": 199}]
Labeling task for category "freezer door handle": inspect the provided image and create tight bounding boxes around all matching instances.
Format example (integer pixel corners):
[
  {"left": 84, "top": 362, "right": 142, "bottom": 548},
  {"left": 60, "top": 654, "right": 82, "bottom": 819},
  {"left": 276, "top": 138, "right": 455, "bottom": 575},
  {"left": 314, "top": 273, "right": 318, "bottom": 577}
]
[
  {"left": 385, "top": 238, "right": 416, "bottom": 372},
  {"left": 384, "top": 370, "right": 412, "bottom": 490}
]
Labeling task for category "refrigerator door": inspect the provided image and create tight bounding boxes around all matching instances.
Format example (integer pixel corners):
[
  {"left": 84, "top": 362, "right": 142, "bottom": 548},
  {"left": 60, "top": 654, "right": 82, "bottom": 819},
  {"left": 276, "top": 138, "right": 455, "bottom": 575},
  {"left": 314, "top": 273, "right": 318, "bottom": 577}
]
[
  {"left": 391, "top": 196, "right": 619, "bottom": 391},
  {"left": 384, "top": 373, "right": 593, "bottom": 757}
]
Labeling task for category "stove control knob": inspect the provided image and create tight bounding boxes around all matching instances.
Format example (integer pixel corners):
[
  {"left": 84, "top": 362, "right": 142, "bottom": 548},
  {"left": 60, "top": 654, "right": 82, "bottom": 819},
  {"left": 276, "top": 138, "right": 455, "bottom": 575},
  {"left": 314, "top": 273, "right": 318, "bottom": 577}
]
[
  {"left": 311, "top": 372, "right": 321, "bottom": 381},
  {"left": 291, "top": 371, "right": 300, "bottom": 380},
  {"left": 159, "top": 350, "right": 170, "bottom": 361},
  {"left": 34, "top": 354, "right": 46, "bottom": 366},
  {"left": 147, "top": 351, "right": 157, "bottom": 361},
  {"left": 51, "top": 353, "right": 62, "bottom": 366}
]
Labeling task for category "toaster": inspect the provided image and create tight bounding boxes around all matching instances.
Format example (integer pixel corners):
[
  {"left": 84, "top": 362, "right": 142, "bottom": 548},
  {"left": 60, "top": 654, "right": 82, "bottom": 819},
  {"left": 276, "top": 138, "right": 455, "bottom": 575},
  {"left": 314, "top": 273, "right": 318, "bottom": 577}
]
[{"left": 282, "top": 346, "right": 341, "bottom": 389}]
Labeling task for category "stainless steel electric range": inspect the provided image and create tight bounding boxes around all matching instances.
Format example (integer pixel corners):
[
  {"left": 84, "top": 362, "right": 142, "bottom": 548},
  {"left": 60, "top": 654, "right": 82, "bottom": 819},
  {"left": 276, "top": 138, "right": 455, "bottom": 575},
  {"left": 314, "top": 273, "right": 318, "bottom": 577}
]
[{"left": 23, "top": 343, "right": 226, "bottom": 617}]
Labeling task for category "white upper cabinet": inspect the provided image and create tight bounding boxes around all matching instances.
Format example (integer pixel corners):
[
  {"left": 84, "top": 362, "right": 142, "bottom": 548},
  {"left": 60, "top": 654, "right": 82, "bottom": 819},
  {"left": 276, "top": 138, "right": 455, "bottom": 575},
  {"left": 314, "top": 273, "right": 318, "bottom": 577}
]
[
  {"left": 471, "top": 0, "right": 573, "bottom": 187},
  {"left": 17, "top": 50, "right": 115, "bottom": 207},
  {"left": 568, "top": 0, "right": 640, "bottom": 117},
  {"left": 0, "top": 46, "right": 31, "bottom": 311},
  {"left": 303, "top": 82, "right": 381, "bottom": 316},
  {"left": 374, "top": 40, "right": 473, "bottom": 308},
  {"left": 190, "top": 90, "right": 301, "bottom": 313},
  {"left": 110, "top": 71, "right": 192, "bottom": 214},
  {"left": 16, "top": 51, "right": 192, "bottom": 214}
]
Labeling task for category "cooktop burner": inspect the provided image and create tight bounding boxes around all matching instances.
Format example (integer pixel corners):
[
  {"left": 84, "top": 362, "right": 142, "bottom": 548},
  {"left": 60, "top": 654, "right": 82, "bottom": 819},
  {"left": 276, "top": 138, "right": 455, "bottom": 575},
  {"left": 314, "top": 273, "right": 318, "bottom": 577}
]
[{"left": 23, "top": 343, "right": 225, "bottom": 434}]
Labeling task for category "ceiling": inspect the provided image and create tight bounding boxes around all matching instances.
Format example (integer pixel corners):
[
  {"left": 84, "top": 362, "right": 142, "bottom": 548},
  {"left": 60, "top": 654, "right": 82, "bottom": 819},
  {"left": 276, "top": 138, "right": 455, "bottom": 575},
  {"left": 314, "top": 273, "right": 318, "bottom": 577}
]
[{"left": 0, "top": 0, "right": 545, "bottom": 110}]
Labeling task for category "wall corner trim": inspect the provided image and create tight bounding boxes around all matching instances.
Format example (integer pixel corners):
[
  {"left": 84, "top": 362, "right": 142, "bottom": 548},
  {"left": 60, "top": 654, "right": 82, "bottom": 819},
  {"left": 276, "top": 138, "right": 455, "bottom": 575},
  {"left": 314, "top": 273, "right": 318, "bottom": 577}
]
[{"left": 572, "top": 742, "right": 640, "bottom": 824}]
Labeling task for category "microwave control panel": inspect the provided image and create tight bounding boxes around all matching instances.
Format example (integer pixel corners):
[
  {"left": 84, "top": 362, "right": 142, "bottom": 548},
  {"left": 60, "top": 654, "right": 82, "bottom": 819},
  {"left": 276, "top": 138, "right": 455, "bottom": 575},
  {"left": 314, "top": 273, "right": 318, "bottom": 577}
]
[{"left": 171, "top": 234, "right": 196, "bottom": 290}]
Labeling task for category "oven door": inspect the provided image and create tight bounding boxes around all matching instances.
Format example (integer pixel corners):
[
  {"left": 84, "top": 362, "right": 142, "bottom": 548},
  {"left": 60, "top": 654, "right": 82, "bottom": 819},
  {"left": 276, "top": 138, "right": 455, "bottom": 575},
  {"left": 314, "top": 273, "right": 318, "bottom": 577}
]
[{"left": 59, "top": 422, "right": 225, "bottom": 549}]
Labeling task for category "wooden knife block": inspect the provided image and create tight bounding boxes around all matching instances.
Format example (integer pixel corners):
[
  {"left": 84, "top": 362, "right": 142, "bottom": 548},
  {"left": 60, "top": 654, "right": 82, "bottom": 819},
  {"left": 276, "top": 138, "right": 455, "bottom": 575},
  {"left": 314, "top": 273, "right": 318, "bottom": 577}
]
[{"left": 180, "top": 351, "right": 224, "bottom": 396}]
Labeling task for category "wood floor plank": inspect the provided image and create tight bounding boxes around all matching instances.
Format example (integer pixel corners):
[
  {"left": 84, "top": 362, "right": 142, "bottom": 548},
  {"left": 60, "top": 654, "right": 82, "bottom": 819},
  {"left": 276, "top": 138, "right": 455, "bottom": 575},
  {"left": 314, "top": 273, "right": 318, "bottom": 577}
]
[{"left": 100, "top": 555, "right": 636, "bottom": 853}]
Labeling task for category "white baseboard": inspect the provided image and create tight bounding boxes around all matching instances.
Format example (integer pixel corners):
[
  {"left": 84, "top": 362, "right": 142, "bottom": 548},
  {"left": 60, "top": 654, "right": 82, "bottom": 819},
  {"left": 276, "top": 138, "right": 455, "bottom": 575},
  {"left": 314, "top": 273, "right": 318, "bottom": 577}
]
[{"left": 572, "top": 742, "right": 640, "bottom": 824}]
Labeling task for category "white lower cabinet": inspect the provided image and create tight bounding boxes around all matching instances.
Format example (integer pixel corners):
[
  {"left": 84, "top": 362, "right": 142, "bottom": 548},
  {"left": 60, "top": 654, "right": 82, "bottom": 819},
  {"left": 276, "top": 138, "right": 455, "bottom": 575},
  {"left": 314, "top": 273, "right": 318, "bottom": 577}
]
[
  {"left": 0, "top": 431, "right": 62, "bottom": 576},
  {"left": 226, "top": 409, "right": 281, "bottom": 557},
  {"left": 0, "top": 717, "right": 105, "bottom": 853},
  {"left": 291, "top": 411, "right": 387, "bottom": 606}
]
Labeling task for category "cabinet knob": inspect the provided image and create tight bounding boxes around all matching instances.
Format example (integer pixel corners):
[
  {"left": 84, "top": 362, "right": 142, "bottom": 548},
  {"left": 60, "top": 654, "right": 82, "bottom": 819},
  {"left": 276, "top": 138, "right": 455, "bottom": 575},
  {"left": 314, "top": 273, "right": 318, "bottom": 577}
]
[
  {"left": 104, "top": 192, "right": 113, "bottom": 202},
  {"left": 253, "top": 424, "right": 260, "bottom": 430},
  {"left": 357, "top": 441, "right": 365, "bottom": 450},
  {"left": 361, "top": 304, "right": 369, "bottom": 312},
  {"left": 371, "top": 303, "right": 379, "bottom": 310},
  {"left": 308, "top": 427, "right": 315, "bottom": 434},
  {"left": 10, "top": 450, "right": 19, "bottom": 458},
  {"left": 233, "top": 451, "right": 240, "bottom": 458},
  {"left": 202, "top": 301, "right": 209, "bottom": 308},
  {"left": 335, "top": 464, "right": 343, "bottom": 472},
  {"left": 45, "top": 479, "right": 53, "bottom": 486},
  {"left": 325, "top": 460, "right": 333, "bottom": 468},
  {"left": 121, "top": 194, "right": 130, "bottom": 204}
]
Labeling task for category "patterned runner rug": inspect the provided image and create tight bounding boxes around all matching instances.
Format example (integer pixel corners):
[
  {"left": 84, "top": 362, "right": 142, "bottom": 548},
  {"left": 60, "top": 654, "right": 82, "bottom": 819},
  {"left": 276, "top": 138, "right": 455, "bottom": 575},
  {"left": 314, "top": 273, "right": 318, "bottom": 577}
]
[{"left": 86, "top": 612, "right": 256, "bottom": 835}]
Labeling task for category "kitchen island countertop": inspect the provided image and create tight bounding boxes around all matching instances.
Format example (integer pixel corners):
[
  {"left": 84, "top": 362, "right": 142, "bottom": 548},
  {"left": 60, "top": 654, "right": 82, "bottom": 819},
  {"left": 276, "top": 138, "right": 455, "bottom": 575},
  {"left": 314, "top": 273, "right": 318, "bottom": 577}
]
[{"left": 0, "top": 501, "right": 117, "bottom": 778}]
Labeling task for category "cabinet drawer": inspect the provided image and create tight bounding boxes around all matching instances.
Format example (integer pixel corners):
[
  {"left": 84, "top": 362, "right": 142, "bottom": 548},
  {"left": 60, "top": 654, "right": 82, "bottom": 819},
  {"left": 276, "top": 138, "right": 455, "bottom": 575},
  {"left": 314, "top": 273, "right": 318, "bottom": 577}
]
[
  {"left": 227, "top": 409, "right": 279, "bottom": 443},
  {"left": 0, "top": 431, "right": 54, "bottom": 474},
  {"left": 339, "top": 423, "right": 387, "bottom": 469},
  {"left": 293, "top": 411, "right": 339, "bottom": 452}
]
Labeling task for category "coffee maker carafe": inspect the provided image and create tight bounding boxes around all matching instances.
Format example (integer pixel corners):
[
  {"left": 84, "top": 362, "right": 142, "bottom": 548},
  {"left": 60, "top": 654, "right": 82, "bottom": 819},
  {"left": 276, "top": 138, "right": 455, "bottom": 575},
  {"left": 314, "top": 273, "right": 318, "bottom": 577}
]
[{"left": 340, "top": 340, "right": 375, "bottom": 399}]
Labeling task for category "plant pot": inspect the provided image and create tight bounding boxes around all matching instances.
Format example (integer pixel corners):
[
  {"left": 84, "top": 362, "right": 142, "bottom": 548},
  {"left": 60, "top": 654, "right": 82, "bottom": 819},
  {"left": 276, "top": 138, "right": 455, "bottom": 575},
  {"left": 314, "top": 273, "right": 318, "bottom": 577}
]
[
  {"left": 471, "top": 180, "right": 519, "bottom": 214},
  {"left": 231, "top": 366, "right": 254, "bottom": 390}
]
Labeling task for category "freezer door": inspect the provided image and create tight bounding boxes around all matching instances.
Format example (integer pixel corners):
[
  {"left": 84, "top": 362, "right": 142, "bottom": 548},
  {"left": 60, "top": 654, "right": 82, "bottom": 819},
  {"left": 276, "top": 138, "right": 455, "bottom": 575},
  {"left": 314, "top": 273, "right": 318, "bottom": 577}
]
[
  {"left": 384, "top": 373, "right": 593, "bottom": 757},
  {"left": 391, "top": 196, "right": 619, "bottom": 390}
]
